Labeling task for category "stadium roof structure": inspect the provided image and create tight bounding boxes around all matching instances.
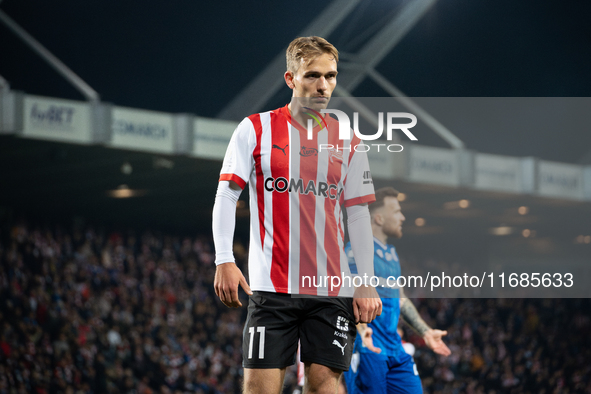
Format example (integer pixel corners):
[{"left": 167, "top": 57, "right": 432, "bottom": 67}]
[
  {"left": 1, "top": 0, "right": 591, "bottom": 163},
  {"left": 0, "top": 0, "right": 590, "bottom": 266},
  {"left": 219, "top": 0, "right": 467, "bottom": 150}
]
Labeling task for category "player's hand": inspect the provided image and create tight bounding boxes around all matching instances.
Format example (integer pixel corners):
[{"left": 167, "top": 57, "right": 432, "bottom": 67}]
[
  {"left": 423, "top": 329, "right": 451, "bottom": 356},
  {"left": 352, "top": 285, "right": 382, "bottom": 324},
  {"left": 357, "top": 323, "right": 381, "bottom": 354},
  {"left": 214, "top": 262, "right": 252, "bottom": 308}
]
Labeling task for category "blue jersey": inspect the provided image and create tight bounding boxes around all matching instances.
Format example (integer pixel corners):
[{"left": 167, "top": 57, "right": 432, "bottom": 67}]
[{"left": 346, "top": 238, "right": 405, "bottom": 360}]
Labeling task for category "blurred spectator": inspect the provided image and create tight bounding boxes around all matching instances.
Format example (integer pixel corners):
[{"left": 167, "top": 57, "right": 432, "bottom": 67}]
[
  {"left": 404, "top": 298, "right": 591, "bottom": 393},
  {"left": 0, "top": 220, "right": 250, "bottom": 393},
  {"left": 0, "top": 219, "right": 590, "bottom": 393}
]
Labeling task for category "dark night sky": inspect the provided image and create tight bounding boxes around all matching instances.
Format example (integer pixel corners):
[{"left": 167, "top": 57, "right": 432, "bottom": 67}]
[{"left": 1, "top": 0, "right": 591, "bottom": 162}]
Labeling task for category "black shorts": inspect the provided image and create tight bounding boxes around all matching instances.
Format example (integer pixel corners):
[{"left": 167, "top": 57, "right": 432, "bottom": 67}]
[{"left": 242, "top": 291, "right": 357, "bottom": 371}]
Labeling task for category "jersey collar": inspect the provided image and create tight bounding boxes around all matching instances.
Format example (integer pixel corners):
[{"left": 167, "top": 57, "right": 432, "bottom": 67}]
[
  {"left": 281, "top": 104, "right": 331, "bottom": 134},
  {"left": 373, "top": 236, "right": 388, "bottom": 250}
]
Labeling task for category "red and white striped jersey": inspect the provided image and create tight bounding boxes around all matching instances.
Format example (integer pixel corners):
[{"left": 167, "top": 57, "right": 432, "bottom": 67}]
[{"left": 219, "top": 105, "right": 375, "bottom": 296}]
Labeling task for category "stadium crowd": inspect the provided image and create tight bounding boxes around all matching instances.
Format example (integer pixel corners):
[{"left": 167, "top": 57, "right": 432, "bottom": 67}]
[
  {"left": 405, "top": 298, "right": 591, "bottom": 393},
  {"left": 0, "top": 220, "right": 590, "bottom": 394}
]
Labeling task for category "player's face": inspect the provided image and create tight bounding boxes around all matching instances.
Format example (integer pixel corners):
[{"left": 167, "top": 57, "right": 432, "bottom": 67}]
[
  {"left": 287, "top": 53, "right": 337, "bottom": 109},
  {"left": 381, "top": 196, "right": 405, "bottom": 239}
]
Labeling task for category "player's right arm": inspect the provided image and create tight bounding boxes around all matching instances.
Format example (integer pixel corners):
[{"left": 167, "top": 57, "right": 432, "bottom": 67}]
[
  {"left": 212, "top": 118, "right": 256, "bottom": 307},
  {"left": 213, "top": 180, "right": 252, "bottom": 307}
]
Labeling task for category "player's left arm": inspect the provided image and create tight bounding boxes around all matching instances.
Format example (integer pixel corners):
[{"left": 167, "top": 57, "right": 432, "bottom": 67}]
[
  {"left": 399, "top": 288, "right": 451, "bottom": 356},
  {"left": 356, "top": 323, "right": 381, "bottom": 354},
  {"left": 347, "top": 203, "right": 382, "bottom": 324}
]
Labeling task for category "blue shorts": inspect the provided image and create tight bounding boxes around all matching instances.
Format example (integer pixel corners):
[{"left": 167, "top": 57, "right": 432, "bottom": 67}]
[{"left": 343, "top": 351, "right": 422, "bottom": 394}]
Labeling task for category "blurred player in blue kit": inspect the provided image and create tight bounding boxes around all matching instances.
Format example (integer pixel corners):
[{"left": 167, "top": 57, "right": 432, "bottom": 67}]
[{"left": 343, "top": 187, "right": 451, "bottom": 394}]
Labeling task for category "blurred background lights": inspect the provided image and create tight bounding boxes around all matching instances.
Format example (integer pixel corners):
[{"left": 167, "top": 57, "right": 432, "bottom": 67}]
[
  {"left": 415, "top": 218, "right": 426, "bottom": 227},
  {"left": 489, "top": 226, "right": 513, "bottom": 236},
  {"left": 120, "top": 161, "right": 132, "bottom": 175},
  {"left": 107, "top": 184, "right": 146, "bottom": 198},
  {"left": 518, "top": 206, "right": 529, "bottom": 215},
  {"left": 153, "top": 157, "right": 175, "bottom": 169},
  {"left": 443, "top": 199, "right": 470, "bottom": 209}
]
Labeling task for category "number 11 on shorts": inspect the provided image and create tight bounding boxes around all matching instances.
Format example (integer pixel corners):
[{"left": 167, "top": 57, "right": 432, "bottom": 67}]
[{"left": 248, "top": 326, "right": 266, "bottom": 359}]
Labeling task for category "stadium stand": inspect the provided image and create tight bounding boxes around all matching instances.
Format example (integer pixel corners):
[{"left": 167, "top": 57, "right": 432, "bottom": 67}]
[
  {"left": 0, "top": 220, "right": 247, "bottom": 394},
  {"left": 1, "top": 219, "right": 590, "bottom": 393},
  {"left": 407, "top": 298, "right": 591, "bottom": 393}
]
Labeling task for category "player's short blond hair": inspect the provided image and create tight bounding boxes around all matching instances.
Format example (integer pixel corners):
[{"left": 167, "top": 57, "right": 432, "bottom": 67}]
[{"left": 286, "top": 36, "right": 339, "bottom": 74}]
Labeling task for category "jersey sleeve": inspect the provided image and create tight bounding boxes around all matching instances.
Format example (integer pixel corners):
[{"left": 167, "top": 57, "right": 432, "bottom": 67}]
[
  {"left": 343, "top": 137, "right": 376, "bottom": 207},
  {"left": 219, "top": 117, "right": 256, "bottom": 189}
]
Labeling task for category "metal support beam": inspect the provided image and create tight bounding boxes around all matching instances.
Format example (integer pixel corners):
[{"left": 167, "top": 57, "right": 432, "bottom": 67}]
[
  {"left": 0, "top": 74, "right": 8, "bottom": 90},
  {"left": 218, "top": 0, "right": 361, "bottom": 120},
  {"left": 367, "top": 68, "right": 465, "bottom": 149},
  {"left": 339, "top": 0, "right": 437, "bottom": 92},
  {"left": 0, "top": 9, "right": 100, "bottom": 102},
  {"left": 333, "top": 85, "right": 380, "bottom": 130}
]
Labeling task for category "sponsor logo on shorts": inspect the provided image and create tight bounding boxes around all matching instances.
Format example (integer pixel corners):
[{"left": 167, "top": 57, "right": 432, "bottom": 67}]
[
  {"left": 336, "top": 316, "right": 349, "bottom": 331},
  {"left": 332, "top": 340, "right": 347, "bottom": 355},
  {"left": 333, "top": 330, "right": 348, "bottom": 339}
]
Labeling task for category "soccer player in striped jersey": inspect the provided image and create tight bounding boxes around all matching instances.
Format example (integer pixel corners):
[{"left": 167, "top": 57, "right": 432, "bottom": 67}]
[
  {"left": 212, "top": 36, "right": 382, "bottom": 394},
  {"left": 343, "top": 187, "right": 451, "bottom": 394}
]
